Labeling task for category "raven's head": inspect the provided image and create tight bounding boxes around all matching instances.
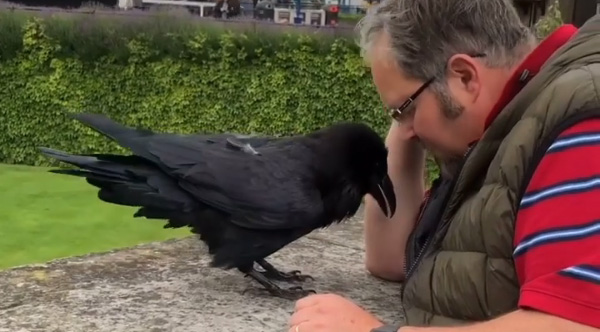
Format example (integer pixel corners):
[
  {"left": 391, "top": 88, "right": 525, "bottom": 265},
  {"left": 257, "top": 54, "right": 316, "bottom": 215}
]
[{"left": 313, "top": 122, "right": 396, "bottom": 219}]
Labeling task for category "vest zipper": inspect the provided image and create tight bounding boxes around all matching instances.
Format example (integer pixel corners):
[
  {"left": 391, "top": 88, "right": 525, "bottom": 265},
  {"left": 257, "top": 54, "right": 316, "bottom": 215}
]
[
  {"left": 403, "top": 189, "right": 431, "bottom": 278},
  {"left": 402, "top": 144, "right": 476, "bottom": 287}
]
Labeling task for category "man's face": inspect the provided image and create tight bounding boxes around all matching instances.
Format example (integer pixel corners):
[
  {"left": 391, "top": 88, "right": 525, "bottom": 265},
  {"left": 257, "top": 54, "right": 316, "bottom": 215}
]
[{"left": 369, "top": 34, "right": 501, "bottom": 163}]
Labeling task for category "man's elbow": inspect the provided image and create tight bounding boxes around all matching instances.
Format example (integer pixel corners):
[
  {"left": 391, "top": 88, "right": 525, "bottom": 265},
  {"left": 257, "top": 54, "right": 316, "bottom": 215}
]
[{"left": 365, "top": 260, "right": 406, "bottom": 282}]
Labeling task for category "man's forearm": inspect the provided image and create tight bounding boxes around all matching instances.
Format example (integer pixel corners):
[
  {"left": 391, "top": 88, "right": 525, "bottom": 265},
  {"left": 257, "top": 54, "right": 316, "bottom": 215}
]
[
  {"left": 399, "top": 310, "right": 597, "bottom": 332},
  {"left": 364, "top": 137, "right": 425, "bottom": 280}
]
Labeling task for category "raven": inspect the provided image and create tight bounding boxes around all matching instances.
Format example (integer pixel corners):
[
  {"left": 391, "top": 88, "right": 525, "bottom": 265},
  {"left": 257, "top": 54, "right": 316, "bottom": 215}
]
[{"left": 39, "top": 113, "right": 396, "bottom": 299}]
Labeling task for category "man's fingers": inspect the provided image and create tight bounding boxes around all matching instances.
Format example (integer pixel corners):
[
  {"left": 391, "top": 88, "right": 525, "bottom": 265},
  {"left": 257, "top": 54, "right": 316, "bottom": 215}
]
[
  {"left": 288, "top": 307, "right": 313, "bottom": 327},
  {"left": 294, "top": 294, "right": 321, "bottom": 311},
  {"left": 288, "top": 322, "right": 315, "bottom": 332}
]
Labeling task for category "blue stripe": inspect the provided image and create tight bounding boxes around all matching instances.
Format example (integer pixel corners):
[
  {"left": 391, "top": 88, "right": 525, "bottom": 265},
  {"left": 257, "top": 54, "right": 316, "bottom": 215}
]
[
  {"left": 520, "top": 175, "right": 600, "bottom": 209},
  {"left": 547, "top": 132, "right": 600, "bottom": 153},
  {"left": 513, "top": 220, "right": 600, "bottom": 257},
  {"left": 559, "top": 265, "right": 600, "bottom": 285}
]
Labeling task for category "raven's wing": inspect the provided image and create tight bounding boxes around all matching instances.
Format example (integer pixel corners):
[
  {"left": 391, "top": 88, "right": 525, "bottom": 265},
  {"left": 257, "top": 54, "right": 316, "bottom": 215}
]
[
  {"left": 228, "top": 135, "right": 278, "bottom": 149},
  {"left": 205, "top": 133, "right": 277, "bottom": 156},
  {"left": 70, "top": 113, "right": 320, "bottom": 229},
  {"left": 204, "top": 133, "right": 275, "bottom": 146},
  {"left": 146, "top": 136, "right": 324, "bottom": 231},
  {"left": 72, "top": 112, "right": 276, "bottom": 161}
]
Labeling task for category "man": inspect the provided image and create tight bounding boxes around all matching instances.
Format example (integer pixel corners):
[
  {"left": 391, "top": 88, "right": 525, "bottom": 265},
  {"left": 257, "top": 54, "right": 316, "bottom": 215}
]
[{"left": 288, "top": 0, "right": 600, "bottom": 331}]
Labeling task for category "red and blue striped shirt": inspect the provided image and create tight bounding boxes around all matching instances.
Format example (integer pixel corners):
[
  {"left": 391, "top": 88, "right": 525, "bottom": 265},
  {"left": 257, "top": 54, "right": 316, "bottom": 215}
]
[{"left": 515, "top": 119, "right": 600, "bottom": 327}]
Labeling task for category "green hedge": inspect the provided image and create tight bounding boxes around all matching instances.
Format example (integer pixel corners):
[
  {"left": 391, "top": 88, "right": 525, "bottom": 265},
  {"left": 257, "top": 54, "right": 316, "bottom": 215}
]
[
  {"left": 1, "top": 6, "right": 563, "bottom": 181},
  {"left": 0, "top": 12, "right": 391, "bottom": 167}
]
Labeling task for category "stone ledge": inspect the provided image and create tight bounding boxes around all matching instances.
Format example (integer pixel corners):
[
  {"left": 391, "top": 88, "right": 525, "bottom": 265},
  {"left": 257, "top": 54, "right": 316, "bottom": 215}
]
[{"left": 0, "top": 210, "right": 404, "bottom": 332}]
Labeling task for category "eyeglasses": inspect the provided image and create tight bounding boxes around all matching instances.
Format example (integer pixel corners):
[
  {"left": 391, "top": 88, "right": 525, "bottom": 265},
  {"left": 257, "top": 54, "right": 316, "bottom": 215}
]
[
  {"left": 387, "top": 77, "right": 434, "bottom": 122},
  {"left": 387, "top": 53, "right": 486, "bottom": 122}
]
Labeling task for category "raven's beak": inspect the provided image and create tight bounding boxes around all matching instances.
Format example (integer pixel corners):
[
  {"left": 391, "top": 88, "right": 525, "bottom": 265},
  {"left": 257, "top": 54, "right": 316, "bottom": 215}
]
[{"left": 369, "top": 174, "right": 396, "bottom": 218}]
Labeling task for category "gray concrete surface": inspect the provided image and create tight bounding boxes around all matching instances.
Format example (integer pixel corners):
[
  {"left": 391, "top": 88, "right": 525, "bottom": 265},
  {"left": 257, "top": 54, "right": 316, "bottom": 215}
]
[{"left": 0, "top": 208, "right": 404, "bottom": 332}]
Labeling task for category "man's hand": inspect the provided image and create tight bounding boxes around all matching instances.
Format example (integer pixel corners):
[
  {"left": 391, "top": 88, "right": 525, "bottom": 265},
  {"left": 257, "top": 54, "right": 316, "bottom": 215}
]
[{"left": 288, "top": 293, "right": 384, "bottom": 332}]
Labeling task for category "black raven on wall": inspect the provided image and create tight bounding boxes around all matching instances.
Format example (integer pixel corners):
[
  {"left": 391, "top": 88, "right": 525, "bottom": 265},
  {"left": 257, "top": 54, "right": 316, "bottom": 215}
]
[{"left": 40, "top": 113, "right": 396, "bottom": 299}]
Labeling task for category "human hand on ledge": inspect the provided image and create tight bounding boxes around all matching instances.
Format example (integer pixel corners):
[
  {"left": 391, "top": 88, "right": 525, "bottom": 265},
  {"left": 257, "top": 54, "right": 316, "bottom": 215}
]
[{"left": 288, "top": 293, "right": 384, "bottom": 332}]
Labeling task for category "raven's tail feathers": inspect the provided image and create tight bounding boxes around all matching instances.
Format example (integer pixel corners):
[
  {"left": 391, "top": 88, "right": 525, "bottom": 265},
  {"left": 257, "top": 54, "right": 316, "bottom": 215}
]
[
  {"left": 39, "top": 147, "right": 198, "bottom": 226},
  {"left": 69, "top": 112, "right": 154, "bottom": 144}
]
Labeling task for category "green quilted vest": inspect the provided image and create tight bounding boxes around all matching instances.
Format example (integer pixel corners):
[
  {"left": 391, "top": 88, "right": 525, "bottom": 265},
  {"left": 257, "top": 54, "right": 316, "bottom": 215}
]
[{"left": 401, "top": 15, "right": 600, "bottom": 326}]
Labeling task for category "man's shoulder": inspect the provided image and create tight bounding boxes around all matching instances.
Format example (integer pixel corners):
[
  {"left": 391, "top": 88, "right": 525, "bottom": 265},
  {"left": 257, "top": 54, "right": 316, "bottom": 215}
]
[
  {"left": 543, "top": 63, "right": 600, "bottom": 108},
  {"left": 519, "top": 117, "right": 600, "bottom": 207},
  {"left": 520, "top": 63, "right": 600, "bottom": 141},
  {"left": 554, "top": 118, "right": 600, "bottom": 137},
  {"left": 527, "top": 117, "right": 600, "bottom": 169},
  {"left": 552, "top": 62, "right": 600, "bottom": 84}
]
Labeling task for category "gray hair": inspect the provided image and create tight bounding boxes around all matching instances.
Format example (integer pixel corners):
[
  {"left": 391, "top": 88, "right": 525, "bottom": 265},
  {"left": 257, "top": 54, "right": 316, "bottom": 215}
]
[{"left": 357, "top": 0, "right": 537, "bottom": 83}]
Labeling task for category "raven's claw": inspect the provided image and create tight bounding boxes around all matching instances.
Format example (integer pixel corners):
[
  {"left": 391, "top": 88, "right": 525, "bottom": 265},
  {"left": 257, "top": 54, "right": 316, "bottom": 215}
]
[
  {"left": 268, "top": 285, "right": 317, "bottom": 300},
  {"left": 241, "top": 284, "right": 317, "bottom": 300},
  {"left": 243, "top": 268, "right": 317, "bottom": 300},
  {"left": 255, "top": 259, "right": 315, "bottom": 282},
  {"left": 262, "top": 269, "right": 315, "bottom": 282}
]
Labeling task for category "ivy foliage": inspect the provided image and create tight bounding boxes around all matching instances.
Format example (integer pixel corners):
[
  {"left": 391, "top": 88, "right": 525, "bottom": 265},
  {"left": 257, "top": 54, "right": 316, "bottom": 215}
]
[
  {"left": 0, "top": 12, "right": 390, "bottom": 168},
  {"left": 534, "top": 0, "right": 564, "bottom": 40}
]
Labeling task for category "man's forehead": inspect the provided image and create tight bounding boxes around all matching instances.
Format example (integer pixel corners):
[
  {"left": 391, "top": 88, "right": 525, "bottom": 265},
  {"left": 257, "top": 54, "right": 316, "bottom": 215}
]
[
  {"left": 368, "top": 32, "right": 397, "bottom": 67},
  {"left": 369, "top": 51, "right": 414, "bottom": 106}
]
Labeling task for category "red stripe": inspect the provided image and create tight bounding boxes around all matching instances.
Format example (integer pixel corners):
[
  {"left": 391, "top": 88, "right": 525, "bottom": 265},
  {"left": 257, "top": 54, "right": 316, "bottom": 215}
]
[
  {"left": 514, "top": 222, "right": 600, "bottom": 283},
  {"left": 516, "top": 194, "right": 600, "bottom": 244},
  {"left": 559, "top": 118, "right": 600, "bottom": 135},
  {"left": 520, "top": 120, "right": 600, "bottom": 194},
  {"left": 519, "top": 288, "right": 600, "bottom": 328},
  {"left": 515, "top": 118, "right": 600, "bottom": 327}
]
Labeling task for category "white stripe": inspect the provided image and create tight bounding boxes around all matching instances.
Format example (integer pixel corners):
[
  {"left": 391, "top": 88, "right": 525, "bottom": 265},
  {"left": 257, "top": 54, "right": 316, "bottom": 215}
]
[
  {"left": 562, "top": 266, "right": 600, "bottom": 282},
  {"left": 513, "top": 222, "right": 600, "bottom": 256},
  {"left": 520, "top": 177, "right": 600, "bottom": 206},
  {"left": 548, "top": 133, "right": 600, "bottom": 152}
]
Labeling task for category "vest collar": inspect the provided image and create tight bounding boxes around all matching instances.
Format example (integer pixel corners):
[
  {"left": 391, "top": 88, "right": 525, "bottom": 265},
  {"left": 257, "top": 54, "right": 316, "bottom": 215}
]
[{"left": 466, "top": 24, "right": 579, "bottom": 149}]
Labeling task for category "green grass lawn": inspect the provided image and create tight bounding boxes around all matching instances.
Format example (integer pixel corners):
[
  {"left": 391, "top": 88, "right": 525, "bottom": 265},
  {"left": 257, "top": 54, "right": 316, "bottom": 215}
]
[{"left": 0, "top": 163, "right": 192, "bottom": 270}]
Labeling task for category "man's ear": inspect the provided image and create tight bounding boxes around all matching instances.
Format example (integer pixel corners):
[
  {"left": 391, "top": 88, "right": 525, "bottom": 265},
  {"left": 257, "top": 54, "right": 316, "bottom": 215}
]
[{"left": 446, "top": 54, "right": 481, "bottom": 97}]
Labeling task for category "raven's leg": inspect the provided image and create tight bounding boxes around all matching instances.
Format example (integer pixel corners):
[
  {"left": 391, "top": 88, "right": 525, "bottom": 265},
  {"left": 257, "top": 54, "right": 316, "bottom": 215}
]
[
  {"left": 241, "top": 268, "right": 317, "bottom": 300},
  {"left": 256, "top": 259, "right": 314, "bottom": 282}
]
